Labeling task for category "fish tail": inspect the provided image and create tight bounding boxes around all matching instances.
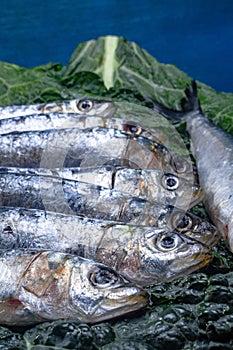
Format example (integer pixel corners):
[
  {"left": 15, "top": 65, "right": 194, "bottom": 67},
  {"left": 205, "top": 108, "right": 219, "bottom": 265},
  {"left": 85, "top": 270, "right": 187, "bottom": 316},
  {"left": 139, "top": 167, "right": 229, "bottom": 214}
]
[
  {"left": 181, "top": 80, "right": 203, "bottom": 114},
  {"left": 145, "top": 80, "right": 202, "bottom": 121}
]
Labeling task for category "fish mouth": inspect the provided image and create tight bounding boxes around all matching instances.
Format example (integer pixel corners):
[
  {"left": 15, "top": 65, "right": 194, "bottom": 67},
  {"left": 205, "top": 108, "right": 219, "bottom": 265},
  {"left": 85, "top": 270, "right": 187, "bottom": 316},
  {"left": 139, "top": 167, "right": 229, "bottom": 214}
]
[
  {"left": 87, "top": 287, "right": 148, "bottom": 323},
  {"left": 167, "top": 250, "right": 213, "bottom": 281}
]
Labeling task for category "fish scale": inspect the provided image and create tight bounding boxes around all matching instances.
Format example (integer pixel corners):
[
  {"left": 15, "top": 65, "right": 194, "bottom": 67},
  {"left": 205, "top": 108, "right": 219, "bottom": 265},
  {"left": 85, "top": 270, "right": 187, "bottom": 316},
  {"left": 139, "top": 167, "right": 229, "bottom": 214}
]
[
  {"left": 0, "top": 207, "right": 219, "bottom": 286},
  {"left": 0, "top": 126, "right": 175, "bottom": 172},
  {"left": 0, "top": 166, "right": 202, "bottom": 210},
  {"left": 0, "top": 249, "right": 147, "bottom": 326}
]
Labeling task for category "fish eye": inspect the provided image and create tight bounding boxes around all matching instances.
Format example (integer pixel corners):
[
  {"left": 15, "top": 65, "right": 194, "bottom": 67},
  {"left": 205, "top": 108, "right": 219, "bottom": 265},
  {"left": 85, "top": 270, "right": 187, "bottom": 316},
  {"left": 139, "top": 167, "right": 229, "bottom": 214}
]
[
  {"left": 171, "top": 212, "right": 193, "bottom": 232},
  {"left": 156, "top": 233, "right": 180, "bottom": 251},
  {"left": 89, "top": 267, "right": 119, "bottom": 288},
  {"left": 161, "top": 173, "right": 179, "bottom": 190},
  {"left": 145, "top": 230, "right": 181, "bottom": 252},
  {"left": 123, "top": 123, "right": 142, "bottom": 135},
  {"left": 77, "top": 99, "right": 94, "bottom": 112}
]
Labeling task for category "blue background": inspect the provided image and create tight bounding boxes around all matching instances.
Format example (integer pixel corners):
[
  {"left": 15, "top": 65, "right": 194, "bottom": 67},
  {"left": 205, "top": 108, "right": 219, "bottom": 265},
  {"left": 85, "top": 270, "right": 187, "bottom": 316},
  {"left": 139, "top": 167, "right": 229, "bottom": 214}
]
[{"left": 0, "top": 0, "right": 232, "bottom": 92}]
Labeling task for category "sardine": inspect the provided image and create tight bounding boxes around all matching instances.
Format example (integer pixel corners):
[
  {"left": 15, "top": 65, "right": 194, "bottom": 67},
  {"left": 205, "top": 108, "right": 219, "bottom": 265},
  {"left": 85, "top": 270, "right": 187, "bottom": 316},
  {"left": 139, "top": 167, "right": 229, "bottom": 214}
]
[
  {"left": 0, "top": 172, "right": 181, "bottom": 225},
  {"left": 0, "top": 98, "right": 194, "bottom": 167},
  {"left": 0, "top": 113, "right": 194, "bottom": 178},
  {"left": 0, "top": 207, "right": 219, "bottom": 286},
  {"left": 0, "top": 113, "right": 106, "bottom": 135},
  {"left": 0, "top": 249, "right": 147, "bottom": 325},
  {"left": 0, "top": 98, "right": 116, "bottom": 119},
  {"left": 0, "top": 128, "right": 168, "bottom": 168},
  {"left": 0, "top": 166, "right": 202, "bottom": 210},
  {"left": 149, "top": 81, "right": 233, "bottom": 251},
  {"left": 0, "top": 171, "right": 204, "bottom": 227},
  {"left": 0, "top": 127, "right": 174, "bottom": 171},
  {"left": 114, "top": 101, "right": 190, "bottom": 155}
]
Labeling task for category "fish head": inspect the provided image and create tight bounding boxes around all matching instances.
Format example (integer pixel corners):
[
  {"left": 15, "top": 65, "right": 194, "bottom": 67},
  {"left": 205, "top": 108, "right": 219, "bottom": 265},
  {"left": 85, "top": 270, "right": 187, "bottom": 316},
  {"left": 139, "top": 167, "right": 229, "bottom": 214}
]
[
  {"left": 133, "top": 222, "right": 219, "bottom": 285},
  {"left": 160, "top": 172, "right": 203, "bottom": 210},
  {"left": 18, "top": 252, "right": 147, "bottom": 324},
  {"left": 169, "top": 152, "right": 194, "bottom": 176},
  {"left": 69, "top": 258, "right": 148, "bottom": 323},
  {"left": 158, "top": 208, "right": 220, "bottom": 247},
  {"left": 41, "top": 98, "right": 116, "bottom": 117}
]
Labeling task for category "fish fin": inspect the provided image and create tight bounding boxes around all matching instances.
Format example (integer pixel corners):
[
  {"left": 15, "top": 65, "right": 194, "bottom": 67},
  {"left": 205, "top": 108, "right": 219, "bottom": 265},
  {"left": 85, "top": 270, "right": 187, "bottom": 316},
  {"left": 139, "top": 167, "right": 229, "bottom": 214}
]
[
  {"left": 145, "top": 80, "right": 202, "bottom": 121},
  {"left": 181, "top": 80, "right": 203, "bottom": 114},
  {"left": 144, "top": 95, "right": 183, "bottom": 121}
]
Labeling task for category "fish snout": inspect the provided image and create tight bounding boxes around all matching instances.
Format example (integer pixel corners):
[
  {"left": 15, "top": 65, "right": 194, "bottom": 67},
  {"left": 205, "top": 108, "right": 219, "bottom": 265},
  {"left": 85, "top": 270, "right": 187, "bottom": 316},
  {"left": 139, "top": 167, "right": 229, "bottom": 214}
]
[
  {"left": 85, "top": 284, "right": 148, "bottom": 323},
  {"left": 106, "top": 284, "right": 148, "bottom": 304},
  {"left": 185, "top": 222, "right": 220, "bottom": 247},
  {"left": 164, "top": 209, "right": 220, "bottom": 248},
  {"left": 101, "top": 284, "right": 148, "bottom": 315}
]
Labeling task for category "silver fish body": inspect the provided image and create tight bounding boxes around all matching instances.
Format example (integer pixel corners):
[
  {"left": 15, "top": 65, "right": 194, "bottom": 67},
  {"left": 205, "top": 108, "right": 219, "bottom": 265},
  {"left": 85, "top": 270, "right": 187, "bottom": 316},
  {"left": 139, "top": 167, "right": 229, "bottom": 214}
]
[
  {"left": 0, "top": 98, "right": 116, "bottom": 119},
  {"left": 0, "top": 113, "right": 108, "bottom": 135},
  {"left": 0, "top": 172, "right": 179, "bottom": 226},
  {"left": 0, "top": 113, "right": 194, "bottom": 181},
  {"left": 184, "top": 95, "right": 233, "bottom": 251},
  {"left": 0, "top": 249, "right": 147, "bottom": 325},
  {"left": 0, "top": 127, "right": 174, "bottom": 172},
  {"left": 150, "top": 81, "right": 233, "bottom": 251},
  {"left": 0, "top": 166, "right": 202, "bottom": 210},
  {"left": 0, "top": 207, "right": 219, "bottom": 286}
]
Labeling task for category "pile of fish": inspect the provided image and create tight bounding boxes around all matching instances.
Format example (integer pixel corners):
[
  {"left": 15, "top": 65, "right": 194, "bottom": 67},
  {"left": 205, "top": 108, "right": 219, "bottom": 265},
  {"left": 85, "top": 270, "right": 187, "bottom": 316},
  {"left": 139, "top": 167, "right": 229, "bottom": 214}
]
[{"left": 1, "top": 81, "right": 231, "bottom": 326}]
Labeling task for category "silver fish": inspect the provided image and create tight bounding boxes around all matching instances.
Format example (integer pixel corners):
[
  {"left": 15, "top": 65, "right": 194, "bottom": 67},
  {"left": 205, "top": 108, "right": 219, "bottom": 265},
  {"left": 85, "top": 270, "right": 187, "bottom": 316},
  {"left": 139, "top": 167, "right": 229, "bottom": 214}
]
[
  {"left": 0, "top": 127, "right": 196, "bottom": 191},
  {"left": 0, "top": 113, "right": 194, "bottom": 179},
  {"left": 114, "top": 101, "right": 190, "bottom": 155},
  {"left": 0, "top": 98, "right": 116, "bottom": 119},
  {"left": 0, "top": 207, "right": 219, "bottom": 286},
  {"left": 149, "top": 81, "right": 233, "bottom": 251},
  {"left": 0, "top": 126, "right": 179, "bottom": 174},
  {"left": 0, "top": 166, "right": 202, "bottom": 210},
  {"left": 0, "top": 113, "right": 106, "bottom": 135},
  {"left": 0, "top": 172, "right": 179, "bottom": 226},
  {"left": 0, "top": 249, "right": 147, "bottom": 325}
]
